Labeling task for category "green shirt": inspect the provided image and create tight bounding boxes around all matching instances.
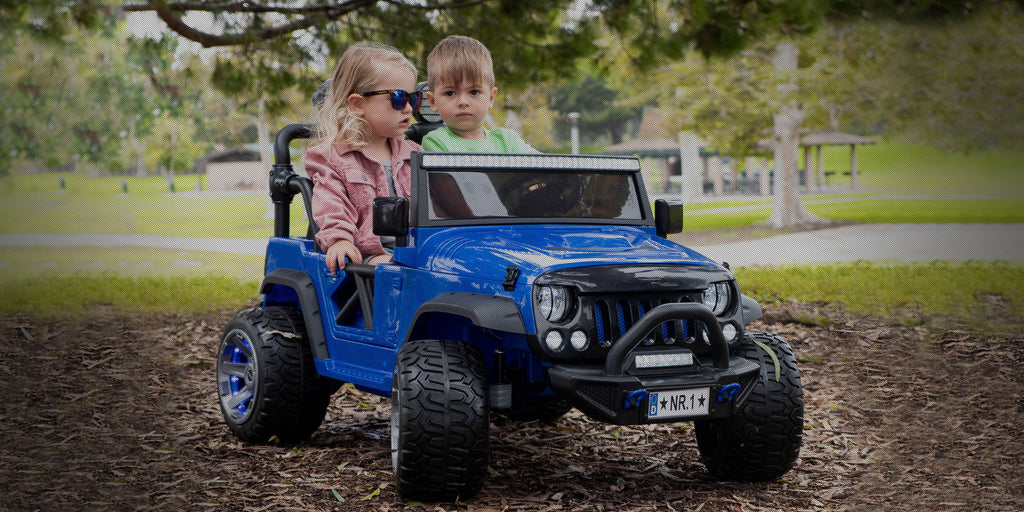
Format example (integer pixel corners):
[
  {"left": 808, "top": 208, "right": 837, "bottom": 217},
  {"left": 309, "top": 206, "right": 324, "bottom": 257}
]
[{"left": 421, "top": 126, "right": 536, "bottom": 153}]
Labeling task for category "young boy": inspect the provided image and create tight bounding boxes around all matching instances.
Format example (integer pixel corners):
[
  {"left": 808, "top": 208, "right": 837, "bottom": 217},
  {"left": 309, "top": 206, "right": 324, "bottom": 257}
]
[{"left": 422, "top": 35, "right": 535, "bottom": 153}]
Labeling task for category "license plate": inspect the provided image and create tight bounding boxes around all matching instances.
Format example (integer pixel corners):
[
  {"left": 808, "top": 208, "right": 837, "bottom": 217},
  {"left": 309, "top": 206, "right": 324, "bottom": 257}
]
[{"left": 647, "top": 388, "right": 710, "bottom": 419}]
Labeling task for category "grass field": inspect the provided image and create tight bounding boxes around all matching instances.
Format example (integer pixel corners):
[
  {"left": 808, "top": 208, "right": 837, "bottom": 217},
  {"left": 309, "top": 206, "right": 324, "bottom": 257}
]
[
  {"left": 1, "top": 138, "right": 1022, "bottom": 237},
  {"left": 3, "top": 261, "right": 1019, "bottom": 331},
  {"left": 0, "top": 246, "right": 265, "bottom": 282},
  {"left": 0, "top": 190, "right": 309, "bottom": 237},
  {"left": 735, "top": 260, "right": 1024, "bottom": 328},
  {"left": 681, "top": 195, "right": 1024, "bottom": 230},
  {"left": 1, "top": 138, "right": 1021, "bottom": 315},
  {"left": 818, "top": 140, "right": 1024, "bottom": 192}
]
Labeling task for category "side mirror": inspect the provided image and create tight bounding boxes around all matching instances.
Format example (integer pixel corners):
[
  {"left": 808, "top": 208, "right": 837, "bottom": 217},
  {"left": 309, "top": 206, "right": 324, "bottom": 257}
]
[
  {"left": 373, "top": 196, "right": 409, "bottom": 246},
  {"left": 654, "top": 199, "right": 684, "bottom": 238}
]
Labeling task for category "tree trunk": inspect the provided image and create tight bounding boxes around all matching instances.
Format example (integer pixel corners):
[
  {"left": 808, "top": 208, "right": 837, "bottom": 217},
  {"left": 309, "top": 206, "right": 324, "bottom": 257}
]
[
  {"left": 678, "top": 131, "right": 704, "bottom": 203},
  {"left": 710, "top": 157, "right": 724, "bottom": 196},
  {"left": 609, "top": 119, "right": 624, "bottom": 145},
  {"left": 765, "top": 104, "right": 825, "bottom": 228}
]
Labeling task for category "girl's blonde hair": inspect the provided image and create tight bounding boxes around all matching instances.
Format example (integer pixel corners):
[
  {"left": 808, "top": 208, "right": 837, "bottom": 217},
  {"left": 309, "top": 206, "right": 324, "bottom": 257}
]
[{"left": 314, "top": 42, "right": 418, "bottom": 149}]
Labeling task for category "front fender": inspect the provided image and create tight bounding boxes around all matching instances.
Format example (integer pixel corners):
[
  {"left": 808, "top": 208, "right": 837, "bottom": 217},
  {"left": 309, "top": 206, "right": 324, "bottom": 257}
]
[
  {"left": 406, "top": 292, "right": 526, "bottom": 344},
  {"left": 741, "top": 294, "right": 762, "bottom": 324}
]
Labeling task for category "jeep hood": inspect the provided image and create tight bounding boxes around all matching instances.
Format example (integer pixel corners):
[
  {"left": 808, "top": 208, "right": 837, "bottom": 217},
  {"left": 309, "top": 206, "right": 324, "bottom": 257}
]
[{"left": 409, "top": 225, "right": 721, "bottom": 284}]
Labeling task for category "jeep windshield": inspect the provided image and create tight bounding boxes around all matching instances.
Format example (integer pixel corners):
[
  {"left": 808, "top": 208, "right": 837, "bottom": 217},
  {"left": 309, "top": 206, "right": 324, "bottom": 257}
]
[{"left": 412, "top": 152, "right": 652, "bottom": 227}]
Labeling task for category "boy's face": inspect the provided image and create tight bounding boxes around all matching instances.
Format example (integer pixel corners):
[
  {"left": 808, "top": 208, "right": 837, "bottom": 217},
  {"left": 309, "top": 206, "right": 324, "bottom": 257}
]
[{"left": 426, "top": 80, "right": 497, "bottom": 141}]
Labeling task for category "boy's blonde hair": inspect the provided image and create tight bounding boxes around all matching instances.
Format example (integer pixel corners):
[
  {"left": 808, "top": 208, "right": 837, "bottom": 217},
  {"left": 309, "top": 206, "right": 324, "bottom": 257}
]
[
  {"left": 426, "top": 35, "right": 494, "bottom": 91},
  {"left": 314, "top": 42, "right": 417, "bottom": 148}
]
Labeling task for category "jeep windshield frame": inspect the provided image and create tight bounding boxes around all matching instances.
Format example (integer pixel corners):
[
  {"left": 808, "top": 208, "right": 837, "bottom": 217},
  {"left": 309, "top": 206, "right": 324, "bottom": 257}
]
[{"left": 410, "top": 152, "right": 654, "bottom": 228}]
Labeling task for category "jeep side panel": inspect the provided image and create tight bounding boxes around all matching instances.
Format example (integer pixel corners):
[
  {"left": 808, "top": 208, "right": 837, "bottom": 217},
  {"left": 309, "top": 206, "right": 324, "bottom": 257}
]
[{"left": 262, "top": 236, "right": 396, "bottom": 395}]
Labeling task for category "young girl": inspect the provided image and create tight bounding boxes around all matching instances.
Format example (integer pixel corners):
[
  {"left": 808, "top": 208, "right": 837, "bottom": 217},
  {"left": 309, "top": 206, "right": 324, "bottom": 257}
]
[{"left": 305, "top": 42, "right": 423, "bottom": 274}]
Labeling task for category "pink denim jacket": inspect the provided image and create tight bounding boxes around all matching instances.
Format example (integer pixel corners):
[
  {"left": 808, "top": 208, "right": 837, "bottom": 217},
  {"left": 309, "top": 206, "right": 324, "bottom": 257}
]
[{"left": 304, "top": 136, "right": 420, "bottom": 259}]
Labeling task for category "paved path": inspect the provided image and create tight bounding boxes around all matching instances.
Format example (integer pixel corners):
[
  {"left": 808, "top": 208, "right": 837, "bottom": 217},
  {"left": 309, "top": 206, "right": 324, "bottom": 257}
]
[
  {"left": 694, "top": 223, "right": 1024, "bottom": 267},
  {"left": 2, "top": 223, "right": 1022, "bottom": 267}
]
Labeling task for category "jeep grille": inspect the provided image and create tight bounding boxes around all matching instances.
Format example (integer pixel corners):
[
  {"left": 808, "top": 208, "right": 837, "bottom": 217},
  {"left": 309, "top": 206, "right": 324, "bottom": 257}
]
[{"left": 589, "top": 294, "right": 701, "bottom": 349}]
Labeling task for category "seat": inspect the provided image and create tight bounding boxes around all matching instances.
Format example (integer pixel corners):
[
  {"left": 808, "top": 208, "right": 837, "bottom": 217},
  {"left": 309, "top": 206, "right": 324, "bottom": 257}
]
[{"left": 308, "top": 80, "right": 445, "bottom": 329}]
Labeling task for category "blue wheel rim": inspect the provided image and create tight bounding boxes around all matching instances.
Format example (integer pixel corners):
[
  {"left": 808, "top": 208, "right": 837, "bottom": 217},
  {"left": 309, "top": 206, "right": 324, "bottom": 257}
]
[{"left": 217, "top": 329, "right": 258, "bottom": 423}]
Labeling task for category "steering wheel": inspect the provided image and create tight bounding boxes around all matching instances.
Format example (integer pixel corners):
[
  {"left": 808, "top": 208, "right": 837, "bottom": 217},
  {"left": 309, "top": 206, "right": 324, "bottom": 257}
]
[{"left": 499, "top": 175, "right": 585, "bottom": 217}]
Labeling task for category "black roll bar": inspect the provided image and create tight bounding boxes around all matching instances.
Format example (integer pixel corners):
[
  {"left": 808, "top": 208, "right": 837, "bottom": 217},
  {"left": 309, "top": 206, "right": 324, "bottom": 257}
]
[
  {"left": 269, "top": 123, "right": 318, "bottom": 238},
  {"left": 603, "top": 303, "right": 730, "bottom": 375}
]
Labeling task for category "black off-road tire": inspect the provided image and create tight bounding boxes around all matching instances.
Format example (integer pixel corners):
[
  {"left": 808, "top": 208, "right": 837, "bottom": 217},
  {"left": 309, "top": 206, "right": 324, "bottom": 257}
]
[
  {"left": 694, "top": 331, "right": 803, "bottom": 480},
  {"left": 216, "top": 307, "right": 338, "bottom": 444},
  {"left": 391, "top": 340, "right": 489, "bottom": 501}
]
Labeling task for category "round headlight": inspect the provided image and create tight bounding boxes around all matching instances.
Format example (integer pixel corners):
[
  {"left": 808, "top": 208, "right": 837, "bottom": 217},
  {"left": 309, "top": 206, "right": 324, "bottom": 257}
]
[
  {"left": 702, "top": 282, "right": 731, "bottom": 315},
  {"left": 702, "top": 323, "right": 738, "bottom": 344},
  {"left": 569, "top": 330, "right": 589, "bottom": 351},
  {"left": 538, "top": 287, "right": 553, "bottom": 318},
  {"left": 537, "top": 285, "right": 572, "bottom": 322},
  {"left": 544, "top": 330, "right": 564, "bottom": 352},
  {"left": 722, "top": 323, "right": 738, "bottom": 343}
]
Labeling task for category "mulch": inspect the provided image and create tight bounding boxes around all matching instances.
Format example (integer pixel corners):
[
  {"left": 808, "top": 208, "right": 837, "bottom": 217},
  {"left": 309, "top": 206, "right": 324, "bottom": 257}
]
[{"left": 0, "top": 304, "right": 1021, "bottom": 511}]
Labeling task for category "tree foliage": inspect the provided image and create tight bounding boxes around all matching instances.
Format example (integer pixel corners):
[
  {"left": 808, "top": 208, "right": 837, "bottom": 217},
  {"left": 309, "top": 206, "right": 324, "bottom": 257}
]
[
  {"left": 653, "top": 1, "right": 1024, "bottom": 156},
  {"left": 0, "top": 16, "right": 149, "bottom": 175},
  {"left": 145, "top": 111, "right": 203, "bottom": 174},
  {"left": 106, "top": 0, "right": 839, "bottom": 94},
  {"left": 655, "top": 49, "right": 777, "bottom": 156},
  {"left": 0, "top": 11, "right": 290, "bottom": 176},
  {"left": 5, "top": 0, "right": 1022, "bottom": 177},
  {"left": 859, "top": 4, "right": 1024, "bottom": 151},
  {"left": 547, "top": 72, "right": 643, "bottom": 145}
]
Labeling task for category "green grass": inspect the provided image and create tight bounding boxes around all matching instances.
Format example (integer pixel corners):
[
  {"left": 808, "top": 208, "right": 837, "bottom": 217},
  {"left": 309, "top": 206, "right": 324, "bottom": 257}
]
[
  {"left": 735, "top": 261, "right": 1024, "bottom": 329},
  {"left": 6, "top": 261, "right": 1021, "bottom": 328},
  {"left": 0, "top": 190, "right": 309, "bottom": 237},
  {"left": 807, "top": 198, "right": 1024, "bottom": 223},
  {"left": 1, "top": 139, "right": 1022, "bottom": 319},
  {"left": 0, "top": 246, "right": 265, "bottom": 282},
  {"left": 0, "top": 245, "right": 263, "bottom": 316},
  {"left": 684, "top": 199, "right": 772, "bottom": 210},
  {"left": 818, "top": 140, "right": 1024, "bottom": 193},
  {"left": 0, "top": 172, "right": 207, "bottom": 195},
  {"left": 1, "top": 139, "right": 1023, "bottom": 239},
  {"left": 684, "top": 208, "right": 773, "bottom": 229},
  {"left": 0, "top": 274, "right": 260, "bottom": 316},
  {"left": 679, "top": 195, "right": 1024, "bottom": 228}
]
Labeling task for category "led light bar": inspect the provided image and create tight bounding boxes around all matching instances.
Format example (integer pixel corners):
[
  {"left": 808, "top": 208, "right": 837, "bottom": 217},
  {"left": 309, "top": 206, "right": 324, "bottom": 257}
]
[
  {"left": 635, "top": 352, "right": 694, "bottom": 369},
  {"left": 420, "top": 153, "right": 641, "bottom": 171}
]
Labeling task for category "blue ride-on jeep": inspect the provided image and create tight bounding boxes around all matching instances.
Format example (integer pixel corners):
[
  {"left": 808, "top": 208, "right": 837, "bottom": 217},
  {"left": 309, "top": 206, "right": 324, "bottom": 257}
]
[{"left": 215, "top": 90, "right": 803, "bottom": 501}]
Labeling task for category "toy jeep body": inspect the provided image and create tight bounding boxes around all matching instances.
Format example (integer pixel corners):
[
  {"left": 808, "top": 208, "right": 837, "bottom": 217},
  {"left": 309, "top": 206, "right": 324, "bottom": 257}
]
[{"left": 216, "top": 123, "right": 803, "bottom": 501}]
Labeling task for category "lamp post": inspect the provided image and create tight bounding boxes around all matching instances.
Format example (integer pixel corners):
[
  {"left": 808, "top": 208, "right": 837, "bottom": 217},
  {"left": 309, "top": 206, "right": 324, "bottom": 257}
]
[{"left": 568, "top": 112, "right": 581, "bottom": 154}]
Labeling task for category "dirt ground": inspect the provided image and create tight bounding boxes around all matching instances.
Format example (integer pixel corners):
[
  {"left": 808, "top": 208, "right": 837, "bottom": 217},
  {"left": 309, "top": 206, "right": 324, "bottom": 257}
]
[{"left": 1, "top": 304, "right": 1021, "bottom": 512}]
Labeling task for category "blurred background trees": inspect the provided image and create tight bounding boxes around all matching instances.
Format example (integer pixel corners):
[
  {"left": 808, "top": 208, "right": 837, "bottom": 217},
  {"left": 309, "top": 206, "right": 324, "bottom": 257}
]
[{"left": 1, "top": 0, "right": 1021, "bottom": 177}]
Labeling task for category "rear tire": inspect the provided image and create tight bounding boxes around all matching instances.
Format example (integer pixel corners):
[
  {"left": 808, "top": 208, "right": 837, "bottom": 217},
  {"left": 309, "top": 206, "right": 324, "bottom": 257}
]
[
  {"left": 695, "top": 331, "right": 803, "bottom": 480},
  {"left": 391, "top": 340, "right": 489, "bottom": 501},
  {"left": 216, "top": 307, "right": 337, "bottom": 443}
]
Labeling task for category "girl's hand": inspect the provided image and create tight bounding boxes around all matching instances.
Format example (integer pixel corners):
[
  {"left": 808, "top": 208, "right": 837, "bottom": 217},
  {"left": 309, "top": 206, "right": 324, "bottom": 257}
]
[{"left": 325, "top": 239, "right": 361, "bottom": 274}]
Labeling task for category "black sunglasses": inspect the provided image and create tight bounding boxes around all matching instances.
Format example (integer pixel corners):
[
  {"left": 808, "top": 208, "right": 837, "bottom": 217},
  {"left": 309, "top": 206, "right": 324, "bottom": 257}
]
[{"left": 359, "top": 89, "right": 423, "bottom": 111}]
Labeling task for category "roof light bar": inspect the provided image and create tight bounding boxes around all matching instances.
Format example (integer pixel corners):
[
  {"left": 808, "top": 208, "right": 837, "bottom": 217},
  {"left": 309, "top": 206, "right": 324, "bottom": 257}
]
[{"left": 420, "top": 153, "right": 641, "bottom": 172}]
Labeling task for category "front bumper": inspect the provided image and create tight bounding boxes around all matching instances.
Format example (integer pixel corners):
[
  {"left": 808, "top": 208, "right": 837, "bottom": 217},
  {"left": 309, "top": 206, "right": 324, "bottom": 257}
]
[{"left": 546, "top": 303, "right": 760, "bottom": 424}]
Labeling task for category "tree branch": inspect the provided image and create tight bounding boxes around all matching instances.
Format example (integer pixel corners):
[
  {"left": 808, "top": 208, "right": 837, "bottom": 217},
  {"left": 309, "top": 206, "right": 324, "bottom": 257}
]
[
  {"left": 123, "top": 1, "right": 373, "bottom": 15},
  {"left": 123, "top": 0, "right": 378, "bottom": 47},
  {"left": 379, "top": 0, "right": 488, "bottom": 9}
]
